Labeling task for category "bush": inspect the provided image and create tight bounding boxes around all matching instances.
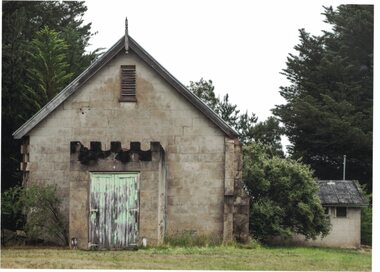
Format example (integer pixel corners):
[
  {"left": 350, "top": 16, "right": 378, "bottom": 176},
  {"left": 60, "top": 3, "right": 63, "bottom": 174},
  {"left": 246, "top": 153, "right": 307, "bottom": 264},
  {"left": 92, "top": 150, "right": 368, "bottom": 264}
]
[
  {"left": 361, "top": 193, "right": 372, "bottom": 245},
  {"left": 1, "top": 184, "right": 68, "bottom": 245},
  {"left": 243, "top": 143, "right": 330, "bottom": 242},
  {"left": 1, "top": 186, "right": 25, "bottom": 230}
]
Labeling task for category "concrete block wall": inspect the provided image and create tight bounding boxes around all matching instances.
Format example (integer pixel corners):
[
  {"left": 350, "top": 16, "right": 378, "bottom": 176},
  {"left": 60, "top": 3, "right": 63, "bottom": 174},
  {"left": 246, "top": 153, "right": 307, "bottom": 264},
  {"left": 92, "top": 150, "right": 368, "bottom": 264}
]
[
  {"left": 274, "top": 207, "right": 362, "bottom": 248},
  {"left": 25, "top": 49, "right": 246, "bottom": 246},
  {"left": 298, "top": 207, "right": 362, "bottom": 248}
]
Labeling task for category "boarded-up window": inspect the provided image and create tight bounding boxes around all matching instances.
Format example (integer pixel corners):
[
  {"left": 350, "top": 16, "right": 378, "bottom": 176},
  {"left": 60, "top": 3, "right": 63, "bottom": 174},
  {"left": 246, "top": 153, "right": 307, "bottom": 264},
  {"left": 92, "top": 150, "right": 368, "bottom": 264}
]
[
  {"left": 336, "top": 207, "right": 347, "bottom": 218},
  {"left": 120, "top": 65, "right": 136, "bottom": 102}
]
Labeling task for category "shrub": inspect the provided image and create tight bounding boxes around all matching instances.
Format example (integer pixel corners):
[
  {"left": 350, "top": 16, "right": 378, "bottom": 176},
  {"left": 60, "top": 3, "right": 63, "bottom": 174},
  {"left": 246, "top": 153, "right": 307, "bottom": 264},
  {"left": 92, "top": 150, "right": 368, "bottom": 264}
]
[
  {"left": 243, "top": 143, "right": 330, "bottom": 242},
  {"left": 21, "top": 184, "right": 68, "bottom": 245},
  {"left": 1, "top": 186, "right": 25, "bottom": 230},
  {"left": 361, "top": 194, "right": 372, "bottom": 245},
  {"left": 1, "top": 184, "right": 68, "bottom": 245}
]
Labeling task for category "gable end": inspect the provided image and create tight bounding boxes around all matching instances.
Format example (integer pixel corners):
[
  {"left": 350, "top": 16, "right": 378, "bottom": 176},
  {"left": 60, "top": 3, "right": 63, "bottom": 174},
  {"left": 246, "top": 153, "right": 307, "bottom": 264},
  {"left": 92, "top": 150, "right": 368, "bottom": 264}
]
[{"left": 13, "top": 35, "right": 238, "bottom": 139}]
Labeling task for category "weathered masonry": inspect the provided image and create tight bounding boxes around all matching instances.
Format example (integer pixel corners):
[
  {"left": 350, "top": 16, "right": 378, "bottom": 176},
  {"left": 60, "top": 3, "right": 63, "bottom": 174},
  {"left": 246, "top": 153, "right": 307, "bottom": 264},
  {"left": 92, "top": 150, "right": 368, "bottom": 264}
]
[{"left": 13, "top": 18, "right": 249, "bottom": 249}]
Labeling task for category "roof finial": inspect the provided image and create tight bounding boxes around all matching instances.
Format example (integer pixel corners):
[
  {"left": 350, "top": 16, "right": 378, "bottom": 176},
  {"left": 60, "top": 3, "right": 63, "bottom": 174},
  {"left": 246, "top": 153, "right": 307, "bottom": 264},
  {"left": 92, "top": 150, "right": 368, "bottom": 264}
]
[{"left": 125, "top": 17, "right": 129, "bottom": 53}]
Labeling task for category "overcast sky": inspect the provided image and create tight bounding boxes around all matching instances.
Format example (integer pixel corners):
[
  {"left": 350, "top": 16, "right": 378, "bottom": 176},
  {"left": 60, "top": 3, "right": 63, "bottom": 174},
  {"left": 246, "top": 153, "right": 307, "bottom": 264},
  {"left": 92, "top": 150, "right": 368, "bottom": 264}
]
[{"left": 83, "top": 0, "right": 368, "bottom": 122}]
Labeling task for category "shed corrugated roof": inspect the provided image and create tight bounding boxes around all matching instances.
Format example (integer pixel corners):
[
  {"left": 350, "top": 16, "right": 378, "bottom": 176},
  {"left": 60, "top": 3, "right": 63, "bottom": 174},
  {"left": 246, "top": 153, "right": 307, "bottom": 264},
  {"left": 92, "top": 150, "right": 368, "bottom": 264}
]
[{"left": 317, "top": 180, "right": 368, "bottom": 207}]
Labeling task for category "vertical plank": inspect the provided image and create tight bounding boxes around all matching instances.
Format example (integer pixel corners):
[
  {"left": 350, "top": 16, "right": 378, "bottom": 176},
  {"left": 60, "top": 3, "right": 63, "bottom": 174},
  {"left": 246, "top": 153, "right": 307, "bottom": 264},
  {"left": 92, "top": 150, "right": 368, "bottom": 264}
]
[
  {"left": 94, "top": 177, "right": 100, "bottom": 246},
  {"left": 127, "top": 176, "right": 138, "bottom": 245},
  {"left": 115, "top": 176, "right": 121, "bottom": 247},
  {"left": 113, "top": 177, "right": 119, "bottom": 247},
  {"left": 126, "top": 176, "right": 130, "bottom": 246},
  {"left": 113, "top": 174, "right": 130, "bottom": 248},
  {"left": 132, "top": 176, "right": 138, "bottom": 244},
  {"left": 89, "top": 174, "right": 102, "bottom": 247},
  {"left": 105, "top": 175, "right": 113, "bottom": 248},
  {"left": 89, "top": 175, "right": 97, "bottom": 246},
  {"left": 116, "top": 176, "right": 122, "bottom": 247},
  {"left": 99, "top": 176, "right": 107, "bottom": 248},
  {"left": 89, "top": 175, "right": 95, "bottom": 245},
  {"left": 121, "top": 176, "right": 128, "bottom": 247}
]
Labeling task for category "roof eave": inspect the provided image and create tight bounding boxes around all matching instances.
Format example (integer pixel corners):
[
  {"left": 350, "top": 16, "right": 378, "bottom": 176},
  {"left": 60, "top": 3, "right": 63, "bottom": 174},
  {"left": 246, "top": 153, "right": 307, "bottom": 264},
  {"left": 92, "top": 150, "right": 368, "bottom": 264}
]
[{"left": 322, "top": 203, "right": 368, "bottom": 208}]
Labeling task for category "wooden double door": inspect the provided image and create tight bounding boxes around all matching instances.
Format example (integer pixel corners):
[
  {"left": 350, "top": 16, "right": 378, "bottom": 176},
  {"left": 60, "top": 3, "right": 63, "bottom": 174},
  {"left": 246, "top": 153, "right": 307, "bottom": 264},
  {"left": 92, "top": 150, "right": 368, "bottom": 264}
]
[{"left": 89, "top": 173, "right": 139, "bottom": 249}]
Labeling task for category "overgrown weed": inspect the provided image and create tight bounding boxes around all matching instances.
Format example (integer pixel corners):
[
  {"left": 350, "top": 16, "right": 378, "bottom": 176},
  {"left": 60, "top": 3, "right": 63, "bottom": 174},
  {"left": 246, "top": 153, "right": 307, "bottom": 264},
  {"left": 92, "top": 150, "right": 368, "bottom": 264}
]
[
  {"left": 163, "top": 231, "right": 222, "bottom": 247},
  {"left": 139, "top": 231, "right": 261, "bottom": 253}
]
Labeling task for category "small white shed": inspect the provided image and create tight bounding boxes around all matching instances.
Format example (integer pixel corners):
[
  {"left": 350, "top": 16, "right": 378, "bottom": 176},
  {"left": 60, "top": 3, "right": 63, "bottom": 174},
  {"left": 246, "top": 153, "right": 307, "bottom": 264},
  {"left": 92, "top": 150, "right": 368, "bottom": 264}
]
[{"left": 293, "top": 180, "right": 368, "bottom": 248}]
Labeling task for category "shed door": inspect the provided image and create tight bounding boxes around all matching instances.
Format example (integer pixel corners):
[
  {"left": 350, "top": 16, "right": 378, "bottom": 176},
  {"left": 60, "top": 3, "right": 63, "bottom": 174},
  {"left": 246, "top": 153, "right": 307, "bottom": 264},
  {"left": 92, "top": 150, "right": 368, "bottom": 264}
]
[{"left": 89, "top": 173, "right": 139, "bottom": 248}]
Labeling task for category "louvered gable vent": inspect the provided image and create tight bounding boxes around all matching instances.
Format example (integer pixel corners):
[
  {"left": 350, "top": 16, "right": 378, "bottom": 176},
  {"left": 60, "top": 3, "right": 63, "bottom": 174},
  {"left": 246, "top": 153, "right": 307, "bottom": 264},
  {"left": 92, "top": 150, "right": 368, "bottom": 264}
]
[{"left": 120, "top": 65, "right": 136, "bottom": 101}]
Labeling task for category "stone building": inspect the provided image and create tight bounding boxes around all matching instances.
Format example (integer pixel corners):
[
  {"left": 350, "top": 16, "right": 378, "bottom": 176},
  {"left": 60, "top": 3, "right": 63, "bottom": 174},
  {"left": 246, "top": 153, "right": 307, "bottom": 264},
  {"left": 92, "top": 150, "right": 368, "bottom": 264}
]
[{"left": 13, "top": 20, "right": 249, "bottom": 249}]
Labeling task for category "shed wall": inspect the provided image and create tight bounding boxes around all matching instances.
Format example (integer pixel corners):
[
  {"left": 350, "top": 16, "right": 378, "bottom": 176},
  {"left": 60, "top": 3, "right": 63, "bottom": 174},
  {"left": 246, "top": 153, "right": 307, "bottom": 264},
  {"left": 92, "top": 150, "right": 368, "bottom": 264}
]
[{"left": 278, "top": 207, "right": 362, "bottom": 248}]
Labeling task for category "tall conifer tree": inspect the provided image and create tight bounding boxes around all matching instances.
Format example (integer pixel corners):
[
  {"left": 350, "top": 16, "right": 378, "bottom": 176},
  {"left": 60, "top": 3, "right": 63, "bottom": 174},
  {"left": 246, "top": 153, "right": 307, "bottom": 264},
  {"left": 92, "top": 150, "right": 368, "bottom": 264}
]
[
  {"left": 2, "top": 1, "right": 100, "bottom": 190},
  {"left": 273, "top": 5, "right": 373, "bottom": 190}
]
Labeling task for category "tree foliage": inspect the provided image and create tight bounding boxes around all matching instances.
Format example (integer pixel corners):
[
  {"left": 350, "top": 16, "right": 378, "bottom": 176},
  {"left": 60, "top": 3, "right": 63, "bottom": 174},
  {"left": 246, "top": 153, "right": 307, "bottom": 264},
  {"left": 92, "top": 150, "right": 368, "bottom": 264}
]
[
  {"left": 188, "top": 78, "right": 219, "bottom": 111},
  {"left": 250, "top": 117, "right": 285, "bottom": 156},
  {"left": 188, "top": 77, "right": 328, "bottom": 242},
  {"left": 216, "top": 94, "right": 240, "bottom": 129},
  {"left": 23, "top": 26, "right": 74, "bottom": 114},
  {"left": 243, "top": 143, "right": 330, "bottom": 241},
  {"left": 273, "top": 5, "right": 373, "bottom": 191},
  {"left": 235, "top": 111, "right": 258, "bottom": 145},
  {"left": 2, "top": 1, "right": 100, "bottom": 190},
  {"left": 1, "top": 186, "right": 25, "bottom": 231},
  {"left": 361, "top": 193, "right": 372, "bottom": 245},
  {"left": 188, "top": 78, "right": 284, "bottom": 147}
]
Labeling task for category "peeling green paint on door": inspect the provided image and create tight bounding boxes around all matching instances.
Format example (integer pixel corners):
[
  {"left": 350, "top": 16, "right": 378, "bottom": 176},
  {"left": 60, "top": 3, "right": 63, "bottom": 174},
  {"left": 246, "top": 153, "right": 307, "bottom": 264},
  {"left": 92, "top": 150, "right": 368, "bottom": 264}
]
[{"left": 89, "top": 173, "right": 139, "bottom": 249}]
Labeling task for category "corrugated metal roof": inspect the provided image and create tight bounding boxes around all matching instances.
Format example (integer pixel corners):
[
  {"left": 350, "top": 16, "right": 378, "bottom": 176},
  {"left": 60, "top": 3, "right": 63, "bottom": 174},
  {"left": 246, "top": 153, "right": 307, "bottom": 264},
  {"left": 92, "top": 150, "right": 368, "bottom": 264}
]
[{"left": 317, "top": 180, "right": 368, "bottom": 207}]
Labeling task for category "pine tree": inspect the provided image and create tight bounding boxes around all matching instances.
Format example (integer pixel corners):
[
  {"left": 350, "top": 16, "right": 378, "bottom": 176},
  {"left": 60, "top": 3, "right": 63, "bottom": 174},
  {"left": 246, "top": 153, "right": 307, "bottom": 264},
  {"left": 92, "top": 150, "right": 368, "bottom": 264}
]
[
  {"left": 2, "top": 1, "right": 100, "bottom": 190},
  {"left": 188, "top": 78, "right": 219, "bottom": 111},
  {"left": 23, "top": 26, "right": 73, "bottom": 114},
  {"left": 273, "top": 5, "right": 373, "bottom": 191},
  {"left": 216, "top": 94, "right": 240, "bottom": 129},
  {"left": 188, "top": 78, "right": 286, "bottom": 149},
  {"left": 251, "top": 117, "right": 285, "bottom": 156},
  {"left": 235, "top": 111, "right": 258, "bottom": 145},
  {"left": 188, "top": 79, "right": 258, "bottom": 143}
]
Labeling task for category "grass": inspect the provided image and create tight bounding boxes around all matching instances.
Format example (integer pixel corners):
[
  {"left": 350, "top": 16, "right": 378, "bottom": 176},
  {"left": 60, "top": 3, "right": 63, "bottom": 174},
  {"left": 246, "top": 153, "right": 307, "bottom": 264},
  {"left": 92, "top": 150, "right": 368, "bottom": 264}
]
[{"left": 0, "top": 245, "right": 371, "bottom": 270}]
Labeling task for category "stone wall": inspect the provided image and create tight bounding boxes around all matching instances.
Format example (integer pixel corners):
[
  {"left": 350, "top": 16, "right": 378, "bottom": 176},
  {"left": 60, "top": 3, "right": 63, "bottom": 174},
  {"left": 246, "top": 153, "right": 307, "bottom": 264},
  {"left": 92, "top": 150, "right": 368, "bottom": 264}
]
[
  {"left": 24, "top": 49, "right": 248, "bottom": 247},
  {"left": 232, "top": 140, "right": 250, "bottom": 242},
  {"left": 223, "top": 139, "right": 249, "bottom": 243}
]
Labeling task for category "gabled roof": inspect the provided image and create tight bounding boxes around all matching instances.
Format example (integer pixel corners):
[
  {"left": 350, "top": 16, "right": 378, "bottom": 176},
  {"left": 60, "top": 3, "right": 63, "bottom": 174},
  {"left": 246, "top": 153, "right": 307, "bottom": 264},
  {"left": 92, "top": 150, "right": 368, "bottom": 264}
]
[
  {"left": 13, "top": 35, "right": 239, "bottom": 139},
  {"left": 317, "top": 180, "right": 368, "bottom": 207}
]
